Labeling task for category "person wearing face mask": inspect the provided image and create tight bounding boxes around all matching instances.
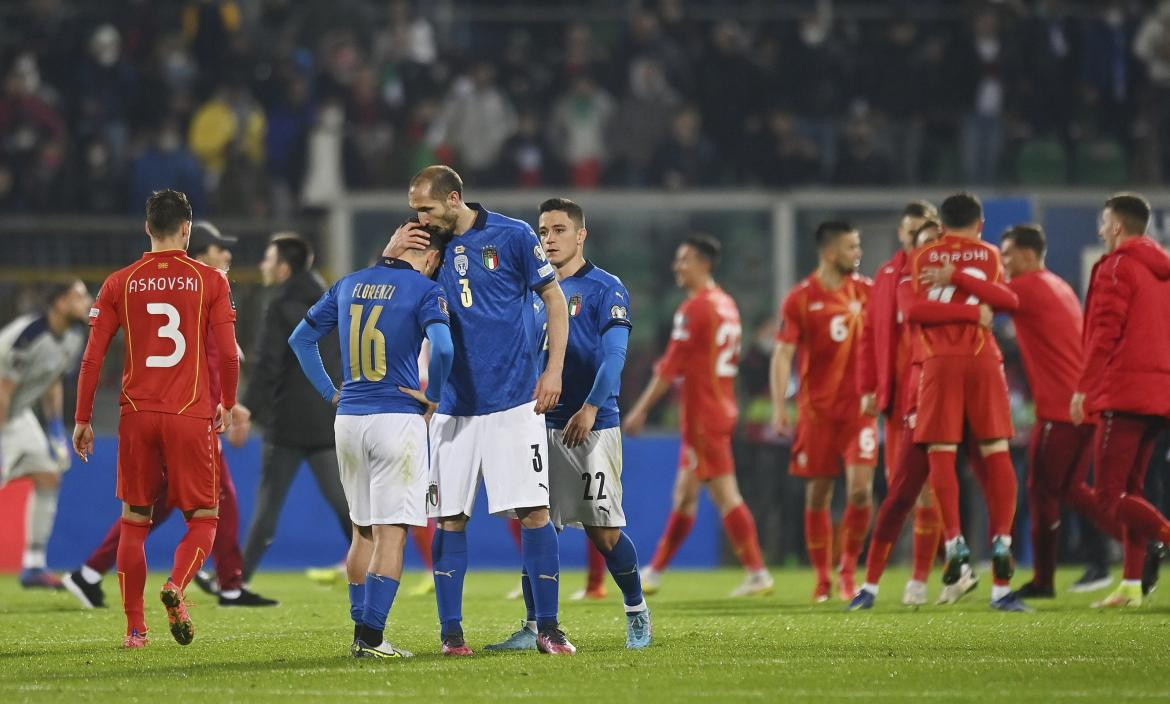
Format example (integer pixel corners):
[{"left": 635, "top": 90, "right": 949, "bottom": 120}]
[{"left": 129, "top": 120, "right": 206, "bottom": 214}]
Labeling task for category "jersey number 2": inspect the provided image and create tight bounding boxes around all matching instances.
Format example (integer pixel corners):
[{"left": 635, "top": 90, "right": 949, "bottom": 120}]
[
  {"left": 348, "top": 304, "right": 387, "bottom": 382},
  {"left": 145, "top": 302, "right": 186, "bottom": 368},
  {"left": 715, "top": 322, "right": 742, "bottom": 377}
]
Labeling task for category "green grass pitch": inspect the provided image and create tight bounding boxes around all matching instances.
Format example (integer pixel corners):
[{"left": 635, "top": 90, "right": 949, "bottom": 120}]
[{"left": 3, "top": 567, "right": 1170, "bottom": 703}]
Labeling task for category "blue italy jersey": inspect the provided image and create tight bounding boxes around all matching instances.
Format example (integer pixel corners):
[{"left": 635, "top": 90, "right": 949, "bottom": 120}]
[
  {"left": 541, "top": 261, "right": 632, "bottom": 430},
  {"left": 437, "top": 203, "right": 556, "bottom": 416},
  {"left": 303, "top": 258, "right": 450, "bottom": 416}
]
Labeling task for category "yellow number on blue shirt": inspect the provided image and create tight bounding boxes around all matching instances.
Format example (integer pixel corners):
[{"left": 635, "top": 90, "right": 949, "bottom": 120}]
[
  {"left": 459, "top": 278, "right": 473, "bottom": 307},
  {"left": 348, "top": 304, "right": 387, "bottom": 382}
]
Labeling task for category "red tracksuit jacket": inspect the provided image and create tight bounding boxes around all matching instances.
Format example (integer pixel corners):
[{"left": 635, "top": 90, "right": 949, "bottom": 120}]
[
  {"left": 856, "top": 249, "right": 907, "bottom": 414},
  {"left": 1080, "top": 236, "right": 1170, "bottom": 418}
]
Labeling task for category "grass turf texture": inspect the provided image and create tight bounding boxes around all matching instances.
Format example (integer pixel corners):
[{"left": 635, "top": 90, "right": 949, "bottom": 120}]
[{"left": 3, "top": 567, "right": 1170, "bottom": 703}]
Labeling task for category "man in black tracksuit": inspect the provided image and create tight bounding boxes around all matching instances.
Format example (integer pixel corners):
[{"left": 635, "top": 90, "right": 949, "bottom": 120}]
[{"left": 240, "top": 233, "right": 350, "bottom": 581}]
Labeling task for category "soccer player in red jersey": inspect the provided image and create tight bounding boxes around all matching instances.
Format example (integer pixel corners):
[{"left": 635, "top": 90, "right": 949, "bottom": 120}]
[
  {"left": 856, "top": 202, "right": 945, "bottom": 606},
  {"left": 63, "top": 222, "right": 276, "bottom": 610},
  {"left": 771, "top": 222, "right": 876, "bottom": 602},
  {"left": 851, "top": 220, "right": 995, "bottom": 609},
  {"left": 910, "top": 193, "right": 1029, "bottom": 612},
  {"left": 1073, "top": 193, "right": 1170, "bottom": 608},
  {"left": 998, "top": 225, "right": 1122, "bottom": 599},
  {"left": 72, "top": 190, "right": 240, "bottom": 647},
  {"left": 624, "top": 235, "right": 772, "bottom": 597}
]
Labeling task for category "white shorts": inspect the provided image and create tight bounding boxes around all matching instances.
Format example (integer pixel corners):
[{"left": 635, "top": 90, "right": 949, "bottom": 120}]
[
  {"left": 548, "top": 427, "right": 626, "bottom": 530},
  {"left": 334, "top": 413, "right": 429, "bottom": 527},
  {"left": 1, "top": 409, "right": 59, "bottom": 483},
  {"left": 428, "top": 400, "right": 549, "bottom": 518}
]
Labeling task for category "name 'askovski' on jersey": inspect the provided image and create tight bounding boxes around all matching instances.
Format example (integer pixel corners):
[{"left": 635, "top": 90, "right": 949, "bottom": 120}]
[{"left": 127, "top": 275, "right": 201, "bottom": 293}]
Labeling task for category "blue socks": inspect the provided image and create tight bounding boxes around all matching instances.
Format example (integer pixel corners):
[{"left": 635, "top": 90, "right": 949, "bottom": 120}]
[
  {"left": 601, "top": 531, "right": 646, "bottom": 610},
  {"left": 521, "top": 523, "right": 561, "bottom": 632},
  {"left": 348, "top": 582, "right": 365, "bottom": 625},
  {"left": 520, "top": 568, "right": 535, "bottom": 623},
  {"left": 361, "top": 573, "right": 400, "bottom": 647},
  {"left": 432, "top": 528, "right": 468, "bottom": 637}
]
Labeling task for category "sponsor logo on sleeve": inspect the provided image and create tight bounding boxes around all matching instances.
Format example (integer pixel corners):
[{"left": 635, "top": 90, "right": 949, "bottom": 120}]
[
  {"left": 610, "top": 304, "right": 628, "bottom": 320},
  {"left": 438, "top": 297, "right": 449, "bottom": 317},
  {"left": 537, "top": 263, "right": 554, "bottom": 278},
  {"left": 534, "top": 245, "right": 547, "bottom": 262}
]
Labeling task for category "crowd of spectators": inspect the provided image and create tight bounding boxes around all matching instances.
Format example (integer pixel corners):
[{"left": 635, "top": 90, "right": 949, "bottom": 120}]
[{"left": 2, "top": 0, "right": 1170, "bottom": 217}]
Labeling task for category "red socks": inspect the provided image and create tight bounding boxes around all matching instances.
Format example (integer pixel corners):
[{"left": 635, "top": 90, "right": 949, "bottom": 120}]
[
  {"left": 804, "top": 509, "right": 832, "bottom": 585},
  {"left": 839, "top": 504, "right": 871, "bottom": 576},
  {"left": 650, "top": 511, "right": 695, "bottom": 571},
  {"left": 982, "top": 450, "right": 1018, "bottom": 538},
  {"left": 911, "top": 505, "right": 942, "bottom": 582},
  {"left": 412, "top": 522, "right": 436, "bottom": 569},
  {"left": 928, "top": 450, "right": 961, "bottom": 540},
  {"left": 722, "top": 503, "right": 765, "bottom": 571},
  {"left": 169, "top": 516, "right": 217, "bottom": 590},
  {"left": 116, "top": 519, "right": 150, "bottom": 636},
  {"left": 586, "top": 540, "right": 607, "bottom": 591}
]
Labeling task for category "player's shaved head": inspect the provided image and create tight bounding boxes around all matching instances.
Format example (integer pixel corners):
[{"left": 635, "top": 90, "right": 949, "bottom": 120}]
[
  {"left": 539, "top": 198, "right": 585, "bottom": 230},
  {"left": 410, "top": 165, "right": 464, "bottom": 201},
  {"left": 814, "top": 221, "right": 856, "bottom": 250},
  {"left": 1104, "top": 193, "right": 1151, "bottom": 236},
  {"left": 145, "top": 189, "right": 193, "bottom": 237},
  {"left": 939, "top": 193, "right": 983, "bottom": 230}
]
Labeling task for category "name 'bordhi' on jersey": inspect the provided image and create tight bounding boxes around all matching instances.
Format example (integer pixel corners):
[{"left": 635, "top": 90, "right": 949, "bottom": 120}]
[{"left": 436, "top": 203, "right": 556, "bottom": 416}]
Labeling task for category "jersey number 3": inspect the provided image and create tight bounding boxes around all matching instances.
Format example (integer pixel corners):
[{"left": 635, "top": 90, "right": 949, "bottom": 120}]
[
  {"left": 146, "top": 302, "right": 187, "bottom": 368},
  {"left": 348, "top": 304, "right": 387, "bottom": 382}
]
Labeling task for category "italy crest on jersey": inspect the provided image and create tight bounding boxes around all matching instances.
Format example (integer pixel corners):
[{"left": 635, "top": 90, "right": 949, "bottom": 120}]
[
  {"left": 482, "top": 245, "right": 500, "bottom": 271},
  {"left": 568, "top": 294, "right": 582, "bottom": 317}
]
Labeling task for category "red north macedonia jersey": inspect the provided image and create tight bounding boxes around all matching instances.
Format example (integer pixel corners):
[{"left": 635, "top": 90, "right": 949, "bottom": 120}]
[
  {"left": 1008, "top": 270, "right": 1084, "bottom": 423},
  {"left": 777, "top": 273, "right": 872, "bottom": 422},
  {"left": 910, "top": 235, "right": 1005, "bottom": 360},
  {"left": 84, "top": 250, "right": 236, "bottom": 420},
  {"left": 655, "top": 286, "right": 741, "bottom": 437}
]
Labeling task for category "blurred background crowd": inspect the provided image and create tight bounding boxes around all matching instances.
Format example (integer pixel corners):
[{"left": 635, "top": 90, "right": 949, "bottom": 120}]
[{"left": 5, "top": 0, "right": 1170, "bottom": 218}]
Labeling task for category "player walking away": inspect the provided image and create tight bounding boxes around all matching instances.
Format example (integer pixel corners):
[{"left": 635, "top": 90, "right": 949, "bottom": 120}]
[
  {"left": 487, "top": 198, "right": 651, "bottom": 652},
  {"left": 0, "top": 280, "right": 89, "bottom": 588},
  {"left": 850, "top": 221, "right": 993, "bottom": 610},
  {"left": 911, "top": 192, "right": 1030, "bottom": 612},
  {"left": 771, "top": 222, "right": 877, "bottom": 602},
  {"left": 388, "top": 165, "right": 574, "bottom": 655},
  {"left": 1073, "top": 193, "right": 1170, "bottom": 609},
  {"left": 63, "top": 222, "right": 277, "bottom": 609},
  {"left": 72, "top": 189, "right": 240, "bottom": 648},
  {"left": 240, "top": 234, "right": 353, "bottom": 584},
  {"left": 857, "top": 202, "right": 945, "bottom": 606},
  {"left": 625, "top": 235, "right": 772, "bottom": 598},
  {"left": 998, "top": 225, "right": 1125, "bottom": 599},
  {"left": 289, "top": 223, "right": 454, "bottom": 659}
]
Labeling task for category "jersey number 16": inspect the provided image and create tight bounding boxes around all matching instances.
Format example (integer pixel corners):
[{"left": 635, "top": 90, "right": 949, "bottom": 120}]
[{"left": 348, "top": 304, "right": 387, "bottom": 382}]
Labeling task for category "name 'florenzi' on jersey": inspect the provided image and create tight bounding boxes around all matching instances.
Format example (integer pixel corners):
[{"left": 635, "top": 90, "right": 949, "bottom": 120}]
[{"left": 436, "top": 203, "right": 555, "bottom": 416}]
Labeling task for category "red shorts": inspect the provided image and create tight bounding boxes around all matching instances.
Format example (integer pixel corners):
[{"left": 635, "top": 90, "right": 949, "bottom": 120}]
[
  {"left": 790, "top": 414, "right": 879, "bottom": 478},
  {"left": 117, "top": 411, "right": 218, "bottom": 511},
  {"left": 914, "top": 355, "right": 1013, "bottom": 445},
  {"left": 679, "top": 430, "right": 734, "bottom": 481}
]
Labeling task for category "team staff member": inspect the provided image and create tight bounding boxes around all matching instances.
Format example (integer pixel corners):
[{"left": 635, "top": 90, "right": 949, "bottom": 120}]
[{"left": 240, "top": 234, "right": 350, "bottom": 582}]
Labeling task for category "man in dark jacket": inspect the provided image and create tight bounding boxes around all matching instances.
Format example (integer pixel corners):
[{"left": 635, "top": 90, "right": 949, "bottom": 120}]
[
  {"left": 1073, "top": 193, "right": 1170, "bottom": 608},
  {"left": 240, "top": 233, "right": 350, "bottom": 581}
]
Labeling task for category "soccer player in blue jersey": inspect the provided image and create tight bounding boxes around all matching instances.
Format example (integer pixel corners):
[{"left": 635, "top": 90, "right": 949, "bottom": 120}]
[
  {"left": 288, "top": 224, "right": 455, "bottom": 659},
  {"left": 486, "top": 198, "right": 651, "bottom": 651},
  {"left": 388, "top": 165, "right": 573, "bottom": 655}
]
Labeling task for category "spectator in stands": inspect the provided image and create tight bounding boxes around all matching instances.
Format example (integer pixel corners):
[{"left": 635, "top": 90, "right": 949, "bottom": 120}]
[
  {"left": 1135, "top": 1, "right": 1170, "bottom": 180},
  {"left": 427, "top": 62, "right": 516, "bottom": 184},
  {"left": 496, "top": 109, "right": 550, "bottom": 188},
  {"left": 834, "top": 114, "right": 894, "bottom": 185},
  {"left": 548, "top": 74, "right": 615, "bottom": 188},
  {"left": 182, "top": 0, "right": 243, "bottom": 78},
  {"left": 77, "top": 24, "right": 136, "bottom": 163},
  {"left": 651, "top": 105, "right": 716, "bottom": 188},
  {"left": 959, "top": 7, "right": 1016, "bottom": 184},
  {"left": 752, "top": 110, "right": 823, "bottom": 187},
  {"left": 188, "top": 79, "right": 266, "bottom": 192},
  {"left": 607, "top": 57, "right": 679, "bottom": 186},
  {"left": 128, "top": 118, "right": 206, "bottom": 214},
  {"left": 290, "top": 98, "right": 364, "bottom": 211},
  {"left": 0, "top": 54, "right": 67, "bottom": 211}
]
